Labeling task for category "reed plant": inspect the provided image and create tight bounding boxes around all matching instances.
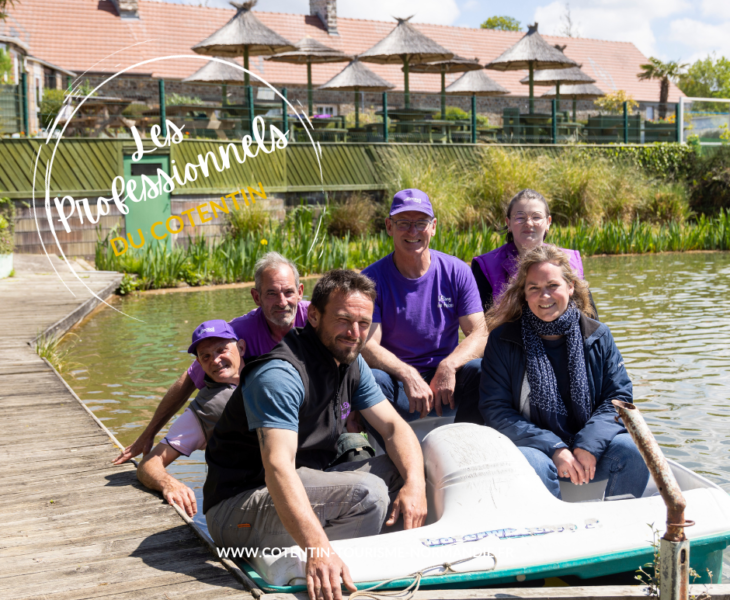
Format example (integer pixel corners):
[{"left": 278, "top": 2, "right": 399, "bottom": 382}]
[
  {"left": 381, "top": 147, "right": 691, "bottom": 229},
  {"left": 96, "top": 211, "right": 730, "bottom": 290}
]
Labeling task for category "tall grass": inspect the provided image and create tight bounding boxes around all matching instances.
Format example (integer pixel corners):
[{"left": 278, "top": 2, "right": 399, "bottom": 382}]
[
  {"left": 382, "top": 147, "right": 692, "bottom": 229},
  {"left": 96, "top": 211, "right": 730, "bottom": 290}
]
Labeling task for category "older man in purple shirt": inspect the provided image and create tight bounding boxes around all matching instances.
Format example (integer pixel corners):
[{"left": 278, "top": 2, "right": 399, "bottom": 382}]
[
  {"left": 114, "top": 252, "right": 309, "bottom": 464},
  {"left": 361, "top": 189, "right": 488, "bottom": 426}
]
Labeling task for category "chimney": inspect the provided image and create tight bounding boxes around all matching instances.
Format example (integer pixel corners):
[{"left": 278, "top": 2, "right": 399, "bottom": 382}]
[
  {"left": 110, "top": 0, "right": 140, "bottom": 20},
  {"left": 310, "top": 0, "right": 338, "bottom": 35}
]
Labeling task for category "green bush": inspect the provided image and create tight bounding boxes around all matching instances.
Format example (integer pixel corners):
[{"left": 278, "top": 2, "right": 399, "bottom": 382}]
[
  {"left": 326, "top": 195, "right": 384, "bottom": 237},
  {"left": 38, "top": 89, "right": 67, "bottom": 129},
  {"left": 599, "top": 143, "right": 694, "bottom": 180},
  {"left": 224, "top": 203, "right": 271, "bottom": 239},
  {"left": 0, "top": 197, "right": 15, "bottom": 254},
  {"left": 167, "top": 93, "right": 205, "bottom": 106},
  {"left": 687, "top": 145, "right": 730, "bottom": 215}
]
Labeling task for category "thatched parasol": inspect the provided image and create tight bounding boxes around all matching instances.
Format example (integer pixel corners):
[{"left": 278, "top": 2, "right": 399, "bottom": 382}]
[
  {"left": 520, "top": 64, "right": 595, "bottom": 105},
  {"left": 191, "top": 1, "right": 295, "bottom": 90},
  {"left": 318, "top": 59, "right": 394, "bottom": 127},
  {"left": 445, "top": 70, "right": 510, "bottom": 96},
  {"left": 266, "top": 36, "right": 351, "bottom": 117},
  {"left": 358, "top": 16, "right": 453, "bottom": 108},
  {"left": 542, "top": 83, "right": 604, "bottom": 121},
  {"left": 411, "top": 56, "right": 482, "bottom": 118},
  {"left": 485, "top": 24, "right": 577, "bottom": 114},
  {"left": 183, "top": 57, "right": 244, "bottom": 106}
]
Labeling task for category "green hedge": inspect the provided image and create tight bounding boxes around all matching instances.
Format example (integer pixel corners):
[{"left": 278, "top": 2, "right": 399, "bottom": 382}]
[{"left": 0, "top": 197, "right": 14, "bottom": 255}]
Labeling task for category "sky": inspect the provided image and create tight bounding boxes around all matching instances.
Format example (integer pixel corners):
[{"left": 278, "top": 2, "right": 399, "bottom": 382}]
[{"left": 159, "top": 0, "right": 730, "bottom": 64}]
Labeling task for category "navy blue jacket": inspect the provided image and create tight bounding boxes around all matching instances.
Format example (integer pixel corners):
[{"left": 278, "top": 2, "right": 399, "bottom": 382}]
[{"left": 480, "top": 313, "right": 631, "bottom": 460}]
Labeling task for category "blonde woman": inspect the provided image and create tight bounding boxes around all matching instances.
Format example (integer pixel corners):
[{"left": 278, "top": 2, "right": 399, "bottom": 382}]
[{"left": 479, "top": 245, "right": 648, "bottom": 499}]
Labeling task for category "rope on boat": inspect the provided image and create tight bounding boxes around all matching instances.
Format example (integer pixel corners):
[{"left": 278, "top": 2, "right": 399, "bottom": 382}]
[{"left": 288, "top": 552, "right": 497, "bottom": 600}]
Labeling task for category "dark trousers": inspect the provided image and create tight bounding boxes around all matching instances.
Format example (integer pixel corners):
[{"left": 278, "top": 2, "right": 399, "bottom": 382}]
[{"left": 368, "top": 359, "right": 483, "bottom": 446}]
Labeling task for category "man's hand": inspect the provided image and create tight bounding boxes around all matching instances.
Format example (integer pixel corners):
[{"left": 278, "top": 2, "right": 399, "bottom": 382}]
[
  {"left": 385, "top": 482, "right": 427, "bottom": 529},
  {"left": 429, "top": 362, "right": 456, "bottom": 416},
  {"left": 161, "top": 476, "right": 198, "bottom": 517},
  {"left": 573, "top": 447, "right": 597, "bottom": 483},
  {"left": 113, "top": 434, "right": 154, "bottom": 465},
  {"left": 402, "top": 369, "right": 433, "bottom": 418},
  {"left": 552, "top": 447, "right": 589, "bottom": 485},
  {"left": 306, "top": 545, "right": 357, "bottom": 600}
]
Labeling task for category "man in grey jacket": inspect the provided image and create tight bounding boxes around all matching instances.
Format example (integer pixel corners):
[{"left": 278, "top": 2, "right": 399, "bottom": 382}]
[{"left": 136, "top": 320, "right": 244, "bottom": 516}]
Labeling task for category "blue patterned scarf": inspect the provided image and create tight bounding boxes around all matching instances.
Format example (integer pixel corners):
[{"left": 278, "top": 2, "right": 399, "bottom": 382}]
[{"left": 521, "top": 302, "right": 592, "bottom": 444}]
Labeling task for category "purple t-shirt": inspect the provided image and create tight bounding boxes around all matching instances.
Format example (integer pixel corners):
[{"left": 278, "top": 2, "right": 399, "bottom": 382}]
[
  {"left": 362, "top": 250, "right": 483, "bottom": 372},
  {"left": 187, "top": 301, "right": 310, "bottom": 389}
]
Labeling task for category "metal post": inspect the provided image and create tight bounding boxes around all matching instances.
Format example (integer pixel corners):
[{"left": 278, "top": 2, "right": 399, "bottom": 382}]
[
  {"left": 307, "top": 61, "right": 313, "bottom": 117},
  {"left": 282, "top": 87, "right": 288, "bottom": 138},
  {"left": 623, "top": 100, "right": 629, "bottom": 144},
  {"left": 354, "top": 88, "right": 360, "bottom": 128},
  {"left": 528, "top": 62, "right": 534, "bottom": 115},
  {"left": 572, "top": 96, "right": 577, "bottom": 123},
  {"left": 551, "top": 99, "right": 557, "bottom": 144},
  {"left": 20, "top": 71, "right": 29, "bottom": 135},
  {"left": 441, "top": 69, "right": 446, "bottom": 120},
  {"left": 612, "top": 401, "right": 691, "bottom": 600},
  {"left": 243, "top": 46, "right": 250, "bottom": 89},
  {"left": 675, "top": 103, "right": 680, "bottom": 143},
  {"left": 403, "top": 57, "right": 410, "bottom": 109},
  {"left": 158, "top": 79, "right": 167, "bottom": 138},
  {"left": 382, "top": 92, "right": 389, "bottom": 143},
  {"left": 471, "top": 94, "right": 477, "bottom": 144},
  {"left": 248, "top": 84, "right": 255, "bottom": 138},
  {"left": 678, "top": 98, "right": 685, "bottom": 144}
]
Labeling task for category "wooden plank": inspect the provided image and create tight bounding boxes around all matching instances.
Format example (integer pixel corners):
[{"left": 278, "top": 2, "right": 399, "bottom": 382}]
[{"left": 265, "top": 586, "right": 730, "bottom": 600}]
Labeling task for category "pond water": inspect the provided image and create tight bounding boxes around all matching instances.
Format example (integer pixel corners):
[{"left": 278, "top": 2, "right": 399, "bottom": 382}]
[{"left": 59, "top": 252, "right": 730, "bottom": 566}]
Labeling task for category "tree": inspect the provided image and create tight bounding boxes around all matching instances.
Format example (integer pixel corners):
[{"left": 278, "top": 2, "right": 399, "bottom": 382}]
[
  {"left": 678, "top": 55, "right": 730, "bottom": 110},
  {"left": 0, "top": 0, "right": 16, "bottom": 20},
  {"left": 559, "top": 3, "right": 581, "bottom": 37},
  {"left": 480, "top": 16, "right": 521, "bottom": 31},
  {"left": 637, "top": 57, "right": 687, "bottom": 119},
  {"left": 0, "top": 48, "right": 12, "bottom": 84},
  {"left": 595, "top": 90, "right": 639, "bottom": 114}
]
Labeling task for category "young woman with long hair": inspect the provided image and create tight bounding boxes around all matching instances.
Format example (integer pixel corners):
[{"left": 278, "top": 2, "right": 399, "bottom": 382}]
[{"left": 479, "top": 245, "right": 648, "bottom": 499}]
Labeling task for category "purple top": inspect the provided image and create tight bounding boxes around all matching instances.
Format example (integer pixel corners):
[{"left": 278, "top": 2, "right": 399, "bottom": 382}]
[
  {"left": 187, "top": 301, "right": 310, "bottom": 389},
  {"left": 362, "top": 250, "right": 483, "bottom": 372},
  {"left": 472, "top": 243, "right": 585, "bottom": 303}
]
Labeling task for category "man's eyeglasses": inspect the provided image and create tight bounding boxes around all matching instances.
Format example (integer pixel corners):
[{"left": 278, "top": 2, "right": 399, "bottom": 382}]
[
  {"left": 510, "top": 214, "right": 546, "bottom": 226},
  {"left": 392, "top": 219, "right": 433, "bottom": 232}
]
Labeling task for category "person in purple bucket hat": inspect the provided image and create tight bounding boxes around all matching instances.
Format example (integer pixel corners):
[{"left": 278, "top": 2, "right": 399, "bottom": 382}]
[
  {"left": 361, "top": 188, "right": 489, "bottom": 428},
  {"left": 135, "top": 319, "right": 245, "bottom": 517}
]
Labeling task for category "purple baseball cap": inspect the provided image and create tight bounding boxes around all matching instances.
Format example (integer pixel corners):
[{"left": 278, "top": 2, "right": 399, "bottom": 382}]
[
  {"left": 389, "top": 188, "right": 434, "bottom": 219},
  {"left": 188, "top": 319, "right": 238, "bottom": 355}
]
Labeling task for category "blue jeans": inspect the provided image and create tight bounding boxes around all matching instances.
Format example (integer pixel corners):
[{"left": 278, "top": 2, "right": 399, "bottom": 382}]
[
  {"left": 370, "top": 359, "right": 483, "bottom": 428},
  {"left": 519, "top": 433, "right": 650, "bottom": 500}
]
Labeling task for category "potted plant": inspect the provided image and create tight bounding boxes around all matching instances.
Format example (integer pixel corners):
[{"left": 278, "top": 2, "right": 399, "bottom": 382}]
[{"left": 0, "top": 197, "right": 15, "bottom": 279}]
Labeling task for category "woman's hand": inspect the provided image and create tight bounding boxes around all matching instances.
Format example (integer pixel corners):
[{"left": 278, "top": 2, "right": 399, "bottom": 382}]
[
  {"left": 552, "top": 448, "right": 589, "bottom": 485},
  {"left": 573, "top": 447, "right": 597, "bottom": 482}
]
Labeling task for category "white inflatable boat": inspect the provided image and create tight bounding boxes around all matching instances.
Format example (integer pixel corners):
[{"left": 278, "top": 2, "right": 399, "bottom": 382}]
[{"left": 239, "top": 422, "right": 730, "bottom": 592}]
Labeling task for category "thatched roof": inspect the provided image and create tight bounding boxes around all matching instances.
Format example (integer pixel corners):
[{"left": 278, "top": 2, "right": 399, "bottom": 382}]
[
  {"left": 192, "top": 1, "right": 295, "bottom": 57},
  {"left": 265, "top": 36, "right": 351, "bottom": 65},
  {"left": 183, "top": 57, "right": 243, "bottom": 83},
  {"left": 542, "top": 83, "right": 605, "bottom": 99},
  {"left": 485, "top": 24, "right": 578, "bottom": 72},
  {"left": 318, "top": 59, "right": 394, "bottom": 92},
  {"left": 410, "top": 55, "right": 482, "bottom": 74},
  {"left": 520, "top": 66, "right": 595, "bottom": 86},
  {"left": 358, "top": 16, "right": 453, "bottom": 64},
  {"left": 445, "top": 70, "right": 509, "bottom": 96}
]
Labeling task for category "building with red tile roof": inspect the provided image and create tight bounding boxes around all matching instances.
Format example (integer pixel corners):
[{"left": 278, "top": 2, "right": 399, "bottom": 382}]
[{"left": 2, "top": 0, "right": 682, "bottom": 102}]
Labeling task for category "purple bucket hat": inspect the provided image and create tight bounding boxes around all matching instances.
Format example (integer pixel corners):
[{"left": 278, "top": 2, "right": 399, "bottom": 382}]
[
  {"left": 188, "top": 319, "right": 238, "bottom": 355},
  {"left": 389, "top": 188, "right": 434, "bottom": 218}
]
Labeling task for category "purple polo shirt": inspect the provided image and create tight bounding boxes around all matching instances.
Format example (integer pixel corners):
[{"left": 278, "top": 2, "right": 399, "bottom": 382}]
[
  {"left": 362, "top": 250, "right": 483, "bottom": 372},
  {"left": 187, "top": 301, "right": 310, "bottom": 389}
]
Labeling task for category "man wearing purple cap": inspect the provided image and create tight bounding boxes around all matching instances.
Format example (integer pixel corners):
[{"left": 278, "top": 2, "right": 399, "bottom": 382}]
[
  {"left": 136, "top": 320, "right": 245, "bottom": 517},
  {"left": 114, "top": 252, "right": 309, "bottom": 465},
  {"left": 361, "top": 189, "right": 488, "bottom": 425}
]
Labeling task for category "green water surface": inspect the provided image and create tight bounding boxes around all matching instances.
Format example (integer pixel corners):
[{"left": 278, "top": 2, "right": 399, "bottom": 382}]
[{"left": 59, "top": 252, "right": 730, "bottom": 553}]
